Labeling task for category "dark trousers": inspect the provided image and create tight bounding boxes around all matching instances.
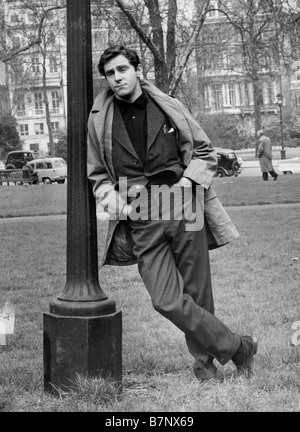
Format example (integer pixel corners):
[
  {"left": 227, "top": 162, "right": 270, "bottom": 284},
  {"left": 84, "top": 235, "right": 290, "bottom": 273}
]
[
  {"left": 263, "top": 170, "right": 278, "bottom": 181},
  {"left": 128, "top": 185, "right": 240, "bottom": 378}
]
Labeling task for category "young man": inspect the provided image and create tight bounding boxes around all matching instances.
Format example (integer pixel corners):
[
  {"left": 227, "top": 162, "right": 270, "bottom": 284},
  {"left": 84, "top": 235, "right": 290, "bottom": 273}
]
[
  {"left": 257, "top": 130, "right": 278, "bottom": 181},
  {"left": 87, "top": 45, "right": 258, "bottom": 380}
]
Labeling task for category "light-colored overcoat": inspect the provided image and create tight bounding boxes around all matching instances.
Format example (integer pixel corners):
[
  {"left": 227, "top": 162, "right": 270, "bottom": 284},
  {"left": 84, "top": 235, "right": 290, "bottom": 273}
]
[
  {"left": 258, "top": 134, "right": 274, "bottom": 172},
  {"left": 87, "top": 80, "right": 240, "bottom": 266}
]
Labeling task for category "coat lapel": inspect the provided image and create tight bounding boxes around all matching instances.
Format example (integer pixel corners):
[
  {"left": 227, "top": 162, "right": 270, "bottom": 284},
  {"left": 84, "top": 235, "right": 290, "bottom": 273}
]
[
  {"left": 146, "top": 97, "right": 165, "bottom": 150},
  {"left": 112, "top": 104, "right": 140, "bottom": 160}
]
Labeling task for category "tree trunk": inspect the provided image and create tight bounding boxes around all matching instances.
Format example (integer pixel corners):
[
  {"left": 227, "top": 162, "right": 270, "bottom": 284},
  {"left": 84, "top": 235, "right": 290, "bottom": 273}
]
[
  {"left": 252, "top": 77, "right": 262, "bottom": 157},
  {"left": 42, "top": 53, "right": 55, "bottom": 156}
]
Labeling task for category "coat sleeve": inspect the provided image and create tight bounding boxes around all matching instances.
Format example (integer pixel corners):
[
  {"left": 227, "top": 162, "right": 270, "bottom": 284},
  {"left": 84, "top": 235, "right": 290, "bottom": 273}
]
[
  {"left": 87, "top": 112, "right": 126, "bottom": 220},
  {"left": 175, "top": 99, "right": 218, "bottom": 189}
]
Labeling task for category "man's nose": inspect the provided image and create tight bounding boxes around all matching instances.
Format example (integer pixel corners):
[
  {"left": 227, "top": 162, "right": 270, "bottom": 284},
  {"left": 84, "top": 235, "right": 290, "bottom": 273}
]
[{"left": 114, "top": 70, "right": 122, "bottom": 81}]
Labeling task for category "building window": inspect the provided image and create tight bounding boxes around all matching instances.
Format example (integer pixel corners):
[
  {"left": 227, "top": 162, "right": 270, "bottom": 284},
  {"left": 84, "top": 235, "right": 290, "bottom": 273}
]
[
  {"left": 47, "top": 32, "right": 56, "bottom": 45},
  {"left": 12, "top": 36, "right": 20, "bottom": 48},
  {"left": 93, "top": 31, "right": 108, "bottom": 47},
  {"left": 207, "top": 1, "right": 219, "bottom": 18},
  {"left": 34, "top": 123, "right": 44, "bottom": 135},
  {"left": 17, "top": 97, "right": 26, "bottom": 116},
  {"left": 34, "top": 92, "right": 43, "bottom": 114},
  {"left": 20, "top": 124, "right": 29, "bottom": 136},
  {"left": 49, "top": 56, "right": 58, "bottom": 73},
  {"left": 10, "top": 13, "right": 19, "bottom": 23},
  {"left": 28, "top": 13, "right": 35, "bottom": 23},
  {"left": 238, "top": 83, "right": 245, "bottom": 106},
  {"left": 30, "top": 143, "right": 39, "bottom": 151},
  {"left": 32, "top": 57, "right": 40, "bottom": 74},
  {"left": 294, "top": 95, "right": 300, "bottom": 110},
  {"left": 51, "top": 121, "right": 59, "bottom": 132},
  {"left": 244, "top": 83, "right": 250, "bottom": 107},
  {"left": 204, "top": 85, "right": 211, "bottom": 108},
  {"left": 211, "top": 84, "right": 223, "bottom": 110},
  {"left": 228, "top": 83, "right": 236, "bottom": 107},
  {"left": 51, "top": 91, "right": 60, "bottom": 113},
  {"left": 266, "top": 81, "right": 274, "bottom": 105}
]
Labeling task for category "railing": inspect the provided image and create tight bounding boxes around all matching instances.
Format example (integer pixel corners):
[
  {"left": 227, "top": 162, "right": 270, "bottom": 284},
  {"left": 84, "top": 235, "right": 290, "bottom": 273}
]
[{"left": 0, "top": 168, "right": 34, "bottom": 186}]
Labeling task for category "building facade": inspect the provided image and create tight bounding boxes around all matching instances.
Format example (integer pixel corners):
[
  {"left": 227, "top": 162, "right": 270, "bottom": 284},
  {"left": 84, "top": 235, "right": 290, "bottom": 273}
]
[
  {"left": 195, "top": 0, "right": 300, "bottom": 137},
  {"left": 2, "top": 0, "right": 67, "bottom": 155}
]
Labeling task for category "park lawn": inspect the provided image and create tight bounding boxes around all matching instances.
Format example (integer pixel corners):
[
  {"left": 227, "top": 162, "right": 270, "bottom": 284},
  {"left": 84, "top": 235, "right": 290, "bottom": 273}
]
[
  {"left": 0, "top": 174, "right": 300, "bottom": 218},
  {"left": 0, "top": 177, "right": 300, "bottom": 412}
]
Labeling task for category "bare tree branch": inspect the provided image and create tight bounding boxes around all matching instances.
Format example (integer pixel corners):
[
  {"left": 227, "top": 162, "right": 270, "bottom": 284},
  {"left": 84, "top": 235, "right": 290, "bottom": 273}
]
[
  {"left": 115, "top": 0, "right": 162, "bottom": 60},
  {"left": 1, "top": 4, "right": 65, "bottom": 63},
  {"left": 169, "top": 0, "right": 211, "bottom": 94}
]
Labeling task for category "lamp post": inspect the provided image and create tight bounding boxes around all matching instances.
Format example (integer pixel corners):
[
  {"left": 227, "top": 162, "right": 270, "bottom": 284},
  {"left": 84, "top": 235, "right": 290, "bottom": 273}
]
[
  {"left": 276, "top": 93, "right": 286, "bottom": 160},
  {"left": 43, "top": 0, "right": 122, "bottom": 393}
]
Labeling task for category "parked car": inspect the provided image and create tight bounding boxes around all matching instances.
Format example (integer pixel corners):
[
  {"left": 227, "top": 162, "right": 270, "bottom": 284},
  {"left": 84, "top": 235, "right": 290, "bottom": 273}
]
[
  {"left": 28, "top": 157, "right": 67, "bottom": 184},
  {"left": 276, "top": 157, "right": 300, "bottom": 174},
  {"left": 214, "top": 147, "right": 243, "bottom": 177},
  {"left": 5, "top": 150, "right": 35, "bottom": 169}
]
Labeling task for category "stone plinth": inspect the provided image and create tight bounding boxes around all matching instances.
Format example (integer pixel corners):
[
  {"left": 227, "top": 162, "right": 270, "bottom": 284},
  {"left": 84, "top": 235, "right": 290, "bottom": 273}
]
[{"left": 43, "top": 306, "right": 122, "bottom": 394}]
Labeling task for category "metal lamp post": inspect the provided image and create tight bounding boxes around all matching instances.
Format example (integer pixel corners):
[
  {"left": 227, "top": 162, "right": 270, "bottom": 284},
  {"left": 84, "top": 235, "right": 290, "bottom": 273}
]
[
  {"left": 43, "top": 0, "right": 122, "bottom": 393},
  {"left": 276, "top": 93, "right": 286, "bottom": 160}
]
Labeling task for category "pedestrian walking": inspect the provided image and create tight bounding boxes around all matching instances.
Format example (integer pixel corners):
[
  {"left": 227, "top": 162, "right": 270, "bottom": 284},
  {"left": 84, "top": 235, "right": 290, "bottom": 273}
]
[{"left": 257, "top": 130, "right": 278, "bottom": 181}]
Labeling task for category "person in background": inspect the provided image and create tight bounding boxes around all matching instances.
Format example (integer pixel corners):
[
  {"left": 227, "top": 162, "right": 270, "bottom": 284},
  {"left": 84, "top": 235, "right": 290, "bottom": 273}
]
[
  {"left": 257, "top": 130, "right": 278, "bottom": 181},
  {"left": 87, "top": 45, "right": 258, "bottom": 382}
]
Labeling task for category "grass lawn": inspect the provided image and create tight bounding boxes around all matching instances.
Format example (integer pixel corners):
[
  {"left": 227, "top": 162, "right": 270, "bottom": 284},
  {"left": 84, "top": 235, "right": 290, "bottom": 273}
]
[{"left": 0, "top": 176, "right": 300, "bottom": 412}]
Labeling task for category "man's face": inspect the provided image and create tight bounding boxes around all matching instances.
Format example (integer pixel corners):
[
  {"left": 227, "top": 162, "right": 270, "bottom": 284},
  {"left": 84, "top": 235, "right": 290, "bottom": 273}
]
[{"left": 104, "top": 54, "right": 142, "bottom": 102}]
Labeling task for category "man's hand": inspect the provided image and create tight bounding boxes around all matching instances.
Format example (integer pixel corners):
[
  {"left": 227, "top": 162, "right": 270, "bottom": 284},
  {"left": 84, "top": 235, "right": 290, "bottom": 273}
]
[
  {"left": 121, "top": 203, "right": 133, "bottom": 217},
  {"left": 174, "top": 176, "right": 192, "bottom": 187}
]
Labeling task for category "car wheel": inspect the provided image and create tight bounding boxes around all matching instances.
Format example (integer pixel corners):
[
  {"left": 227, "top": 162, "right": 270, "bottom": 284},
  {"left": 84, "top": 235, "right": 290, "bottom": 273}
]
[
  {"left": 43, "top": 177, "right": 52, "bottom": 184},
  {"left": 57, "top": 179, "right": 65, "bottom": 184},
  {"left": 231, "top": 161, "right": 240, "bottom": 176},
  {"left": 215, "top": 168, "right": 226, "bottom": 177}
]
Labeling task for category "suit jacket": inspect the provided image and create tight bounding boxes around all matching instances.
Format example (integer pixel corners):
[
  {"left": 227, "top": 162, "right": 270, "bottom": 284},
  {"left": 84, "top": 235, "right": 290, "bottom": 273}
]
[
  {"left": 112, "top": 94, "right": 185, "bottom": 189},
  {"left": 87, "top": 80, "right": 240, "bottom": 266}
]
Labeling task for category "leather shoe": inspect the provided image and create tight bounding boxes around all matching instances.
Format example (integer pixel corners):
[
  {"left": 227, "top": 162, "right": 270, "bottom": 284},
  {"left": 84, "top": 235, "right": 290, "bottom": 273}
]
[{"left": 231, "top": 336, "right": 258, "bottom": 378}]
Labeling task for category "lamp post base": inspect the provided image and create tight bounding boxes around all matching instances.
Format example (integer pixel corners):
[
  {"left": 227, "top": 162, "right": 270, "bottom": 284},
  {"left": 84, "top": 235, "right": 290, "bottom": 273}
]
[
  {"left": 280, "top": 149, "right": 286, "bottom": 160},
  {"left": 43, "top": 306, "right": 122, "bottom": 394}
]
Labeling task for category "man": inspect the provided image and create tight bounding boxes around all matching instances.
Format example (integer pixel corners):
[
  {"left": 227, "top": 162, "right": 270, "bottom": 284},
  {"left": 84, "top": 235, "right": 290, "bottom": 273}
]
[
  {"left": 87, "top": 45, "right": 258, "bottom": 381},
  {"left": 257, "top": 130, "right": 278, "bottom": 181}
]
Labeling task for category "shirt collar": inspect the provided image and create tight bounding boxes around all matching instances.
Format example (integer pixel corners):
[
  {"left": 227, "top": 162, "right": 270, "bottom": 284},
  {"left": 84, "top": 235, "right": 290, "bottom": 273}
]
[{"left": 115, "top": 90, "right": 148, "bottom": 112}]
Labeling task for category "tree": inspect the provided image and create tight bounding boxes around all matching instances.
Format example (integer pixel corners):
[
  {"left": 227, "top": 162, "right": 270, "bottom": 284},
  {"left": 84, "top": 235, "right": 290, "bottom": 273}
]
[
  {"left": 0, "top": 113, "right": 22, "bottom": 159},
  {"left": 198, "top": 112, "right": 245, "bottom": 150},
  {"left": 215, "top": 0, "right": 300, "bottom": 154},
  {"left": 93, "top": 0, "right": 212, "bottom": 94},
  {"left": 54, "top": 128, "right": 67, "bottom": 161}
]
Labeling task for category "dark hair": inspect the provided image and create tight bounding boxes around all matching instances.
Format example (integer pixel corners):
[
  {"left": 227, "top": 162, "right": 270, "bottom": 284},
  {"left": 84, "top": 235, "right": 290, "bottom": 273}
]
[{"left": 98, "top": 45, "right": 141, "bottom": 76}]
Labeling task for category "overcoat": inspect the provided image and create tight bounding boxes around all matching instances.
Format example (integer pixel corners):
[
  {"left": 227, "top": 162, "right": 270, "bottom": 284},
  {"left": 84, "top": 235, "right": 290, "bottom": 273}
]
[
  {"left": 87, "top": 80, "right": 240, "bottom": 266},
  {"left": 258, "top": 134, "right": 274, "bottom": 172}
]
